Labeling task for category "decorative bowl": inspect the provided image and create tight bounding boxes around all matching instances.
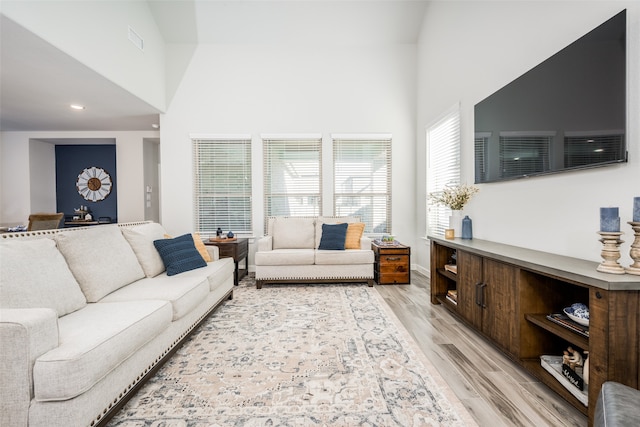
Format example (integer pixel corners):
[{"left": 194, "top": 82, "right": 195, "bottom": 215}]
[{"left": 563, "top": 303, "right": 589, "bottom": 326}]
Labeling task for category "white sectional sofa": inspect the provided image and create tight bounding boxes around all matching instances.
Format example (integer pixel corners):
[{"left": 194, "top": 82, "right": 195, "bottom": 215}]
[
  {"left": 255, "top": 216, "right": 375, "bottom": 289},
  {"left": 0, "top": 222, "right": 234, "bottom": 427}
]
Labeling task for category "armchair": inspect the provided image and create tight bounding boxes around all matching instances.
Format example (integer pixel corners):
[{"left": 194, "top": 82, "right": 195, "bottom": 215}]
[{"left": 27, "top": 212, "right": 64, "bottom": 231}]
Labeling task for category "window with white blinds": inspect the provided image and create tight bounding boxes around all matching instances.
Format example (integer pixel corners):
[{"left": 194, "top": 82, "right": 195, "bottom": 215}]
[
  {"left": 192, "top": 136, "right": 252, "bottom": 234},
  {"left": 427, "top": 107, "right": 460, "bottom": 236},
  {"left": 263, "top": 136, "right": 322, "bottom": 226},
  {"left": 499, "top": 134, "right": 551, "bottom": 179},
  {"left": 333, "top": 136, "right": 392, "bottom": 234}
]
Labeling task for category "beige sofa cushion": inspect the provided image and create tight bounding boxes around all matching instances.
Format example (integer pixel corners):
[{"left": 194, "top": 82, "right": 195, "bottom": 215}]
[
  {"left": 33, "top": 299, "right": 172, "bottom": 401},
  {"left": 100, "top": 275, "right": 209, "bottom": 321},
  {"left": 121, "top": 223, "right": 168, "bottom": 277},
  {"left": 255, "top": 249, "right": 316, "bottom": 266},
  {"left": 315, "top": 249, "right": 374, "bottom": 265},
  {"left": 0, "top": 239, "right": 87, "bottom": 317},
  {"left": 55, "top": 225, "right": 145, "bottom": 302},
  {"left": 175, "top": 258, "right": 235, "bottom": 292},
  {"left": 272, "top": 217, "right": 316, "bottom": 249}
]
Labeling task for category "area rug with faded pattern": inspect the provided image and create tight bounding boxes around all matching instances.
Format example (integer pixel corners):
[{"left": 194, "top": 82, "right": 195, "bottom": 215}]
[{"left": 107, "top": 277, "right": 477, "bottom": 426}]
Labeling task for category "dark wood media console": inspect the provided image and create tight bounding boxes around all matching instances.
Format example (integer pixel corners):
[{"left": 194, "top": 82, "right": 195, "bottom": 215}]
[{"left": 429, "top": 236, "right": 640, "bottom": 426}]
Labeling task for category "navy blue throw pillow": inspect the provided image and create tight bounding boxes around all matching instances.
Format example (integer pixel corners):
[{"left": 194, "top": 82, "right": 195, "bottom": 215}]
[
  {"left": 153, "top": 233, "right": 207, "bottom": 276},
  {"left": 318, "top": 223, "right": 348, "bottom": 250}
]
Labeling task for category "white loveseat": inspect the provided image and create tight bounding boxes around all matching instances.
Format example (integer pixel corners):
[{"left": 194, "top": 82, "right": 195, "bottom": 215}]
[
  {"left": 255, "top": 216, "right": 374, "bottom": 289},
  {"left": 0, "top": 222, "right": 234, "bottom": 427}
]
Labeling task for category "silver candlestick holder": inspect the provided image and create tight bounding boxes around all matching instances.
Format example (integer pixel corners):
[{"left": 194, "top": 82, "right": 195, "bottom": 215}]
[
  {"left": 596, "top": 231, "right": 625, "bottom": 274},
  {"left": 626, "top": 222, "right": 640, "bottom": 275}
]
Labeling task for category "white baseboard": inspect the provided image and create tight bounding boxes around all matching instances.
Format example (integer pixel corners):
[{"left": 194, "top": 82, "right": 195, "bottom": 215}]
[{"left": 412, "top": 264, "right": 430, "bottom": 278}]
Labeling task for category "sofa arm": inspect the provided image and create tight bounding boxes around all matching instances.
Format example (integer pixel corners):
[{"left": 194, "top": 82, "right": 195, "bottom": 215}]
[
  {"left": 595, "top": 381, "right": 640, "bottom": 427},
  {"left": 0, "top": 308, "right": 59, "bottom": 427},
  {"left": 206, "top": 245, "right": 220, "bottom": 261},
  {"left": 257, "top": 235, "right": 273, "bottom": 252},
  {"left": 360, "top": 236, "right": 372, "bottom": 250}
]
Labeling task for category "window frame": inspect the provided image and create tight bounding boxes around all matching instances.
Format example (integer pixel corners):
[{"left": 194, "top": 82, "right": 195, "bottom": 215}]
[
  {"left": 191, "top": 134, "right": 253, "bottom": 235},
  {"left": 426, "top": 105, "right": 461, "bottom": 236},
  {"left": 332, "top": 134, "right": 392, "bottom": 234},
  {"left": 262, "top": 134, "right": 323, "bottom": 231}
]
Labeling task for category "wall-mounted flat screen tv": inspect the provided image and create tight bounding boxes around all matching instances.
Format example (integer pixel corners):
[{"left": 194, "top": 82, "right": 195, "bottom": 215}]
[{"left": 474, "top": 10, "right": 626, "bottom": 183}]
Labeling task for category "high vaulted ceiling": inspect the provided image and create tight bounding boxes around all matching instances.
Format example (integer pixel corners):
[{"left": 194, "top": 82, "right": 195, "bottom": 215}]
[
  {"left": 0, "top": 1, "right": 429, "bottom": 132},
  {"left": 150, "top": 0, "right": 429, "bottom": 45}
]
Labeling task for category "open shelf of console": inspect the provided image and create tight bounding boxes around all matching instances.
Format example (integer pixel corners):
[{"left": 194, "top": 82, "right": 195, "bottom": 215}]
[
  {"left": 525, "top": 314, "right": 589, "bottom": 350},
  {"left": 429, "top": 236, "right": 640, "bottom": 426}
]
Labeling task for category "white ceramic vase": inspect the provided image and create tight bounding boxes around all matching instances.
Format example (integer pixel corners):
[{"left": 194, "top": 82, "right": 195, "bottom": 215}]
[{"left": 449, "top": 210, "right": 463, "bottom": 237}]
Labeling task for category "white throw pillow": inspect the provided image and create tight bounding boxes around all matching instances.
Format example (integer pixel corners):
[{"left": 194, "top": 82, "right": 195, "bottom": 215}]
[
  {"left": 121, "top": 223, "right": 168, "bottom": 277},
  {"left": 0, "top": 238, "right": 87, "bottom": 317},
  {"left": 272, "top": 217, "right": 316, "bottom": 249},
  {"left": 55, "top": 225, "right": 145, "bottom": 302}
]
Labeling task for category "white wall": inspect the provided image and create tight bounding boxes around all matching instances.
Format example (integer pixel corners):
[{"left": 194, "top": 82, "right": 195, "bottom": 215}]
[
  {"left": 143, "top": 139, "right": 161, "bottom": 223},
  {"left": 1, "top": 0, "right": 166, "bottom": 111},
  {"left": 29, "top": 140, "right": 56, "bottom": 213},
  {"left": 0, "top": 133, "right": 31, "bottom": 226},
  {"left": 0, "top": 131, "right": 159, "bottom": 225},
  {"left": 160, "top": 43, "right": 417, "bottom": 246},
  {"left": 416, "top": 1, "right": 639, "bottom": 270}
]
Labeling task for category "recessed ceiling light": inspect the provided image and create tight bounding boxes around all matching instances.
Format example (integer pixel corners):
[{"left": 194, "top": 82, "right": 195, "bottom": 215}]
[
  {"left": 70, "top": 104, "right": 85, "bottom": 110},
  {"left": 151, "top": 123, "right": 159, "bottom": 129}
]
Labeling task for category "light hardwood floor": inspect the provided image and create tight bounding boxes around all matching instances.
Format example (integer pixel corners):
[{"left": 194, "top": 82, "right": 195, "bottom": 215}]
[{"left": 375, "top": 271, "right": 588, "bottom": 427}]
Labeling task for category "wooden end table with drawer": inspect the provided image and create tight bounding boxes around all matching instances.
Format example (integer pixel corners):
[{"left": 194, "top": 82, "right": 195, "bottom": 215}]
[
  {"left": 372, "top": 241, "right": 411, "bottom": 285},
  {"left": 205, "top": 238, "right": 248, "bottom": 286}
]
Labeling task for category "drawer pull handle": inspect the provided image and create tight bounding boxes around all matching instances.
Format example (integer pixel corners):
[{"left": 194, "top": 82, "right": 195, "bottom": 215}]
[
  {"left": 385, "top": 257, "right": 402, "bottom": 261},
  {"left": 475, "top": 282, "right": 483, "bottom": 306}
]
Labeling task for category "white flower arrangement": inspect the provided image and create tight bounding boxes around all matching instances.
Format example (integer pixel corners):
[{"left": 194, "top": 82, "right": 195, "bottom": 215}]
[{"left": 429, "top": 184, "right": 479, "bottom": 211}]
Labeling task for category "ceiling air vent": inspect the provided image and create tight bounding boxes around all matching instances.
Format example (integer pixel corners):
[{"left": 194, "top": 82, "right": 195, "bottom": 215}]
[{"left": 128, "top": 26, "right": 144, "bottom": 51}]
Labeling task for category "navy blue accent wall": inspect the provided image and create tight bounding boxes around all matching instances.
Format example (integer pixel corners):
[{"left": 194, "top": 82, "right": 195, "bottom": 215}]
[{"left": 55, "top": 145, "right": 117, "bottom": 223}]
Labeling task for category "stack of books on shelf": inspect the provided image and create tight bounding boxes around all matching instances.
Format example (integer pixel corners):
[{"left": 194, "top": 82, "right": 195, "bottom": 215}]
[
  {"left": 446, "top": 289, "right": 458, "bottom": 304},
  {"left": 546, "top": 313, "right": 589, "bottom": 338},
  {"left": 444, "top": 264, "right": 457, "bottom": 274}
]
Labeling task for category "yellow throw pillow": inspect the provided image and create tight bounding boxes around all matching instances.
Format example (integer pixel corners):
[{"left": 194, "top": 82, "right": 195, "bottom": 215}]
[
  {"left": 345, "top": 223, "right": 365, "bottom": 249},
  {"left": 192, "top": 233, "right": 212, "bottom": 262},
  {"left": 164, "top": 232, "right": 211, "bottom": 262}
]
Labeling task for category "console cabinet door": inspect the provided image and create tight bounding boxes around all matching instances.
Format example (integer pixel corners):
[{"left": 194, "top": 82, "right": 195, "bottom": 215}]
[
  {"left": 482, "top": 259, "right": 518, "bottom": 353},
  {"left": 457, "top": 251, "right": 483, "bottom": 329},
  {"left": 458, "top": 251, "right": 517, "bottom": 353}
]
